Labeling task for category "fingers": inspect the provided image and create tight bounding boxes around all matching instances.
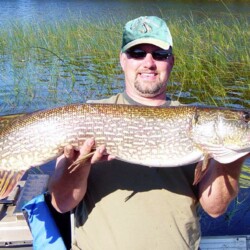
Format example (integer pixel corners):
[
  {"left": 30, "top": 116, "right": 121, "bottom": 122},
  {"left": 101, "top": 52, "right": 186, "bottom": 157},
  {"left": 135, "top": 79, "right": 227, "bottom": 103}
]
[
  {"left": 78, "top": 138, "right": 109, "bottom": 164},
  {"left": 79, "top": 137, "right": 95, "bottom": 157},
  {"left": 55, "top": 145, "right": 77, "bottom": 170},
  {"left": 64, "top": 144, "right": 77, "bottom": 160},
  {"left": 107, "top": 155, "right": 116, "bottom": 161},
  {"left": 57, "top": 138, "right": 115, "bottom": 172},
  {"left": 62, "top": 138, "right": 96, "bottom": 165},
  {"left": 86, "top": 143, "right": 116, "bottom": 163},
  {"left": 90, "top": 145, "right": 106, "bottom": 164}
]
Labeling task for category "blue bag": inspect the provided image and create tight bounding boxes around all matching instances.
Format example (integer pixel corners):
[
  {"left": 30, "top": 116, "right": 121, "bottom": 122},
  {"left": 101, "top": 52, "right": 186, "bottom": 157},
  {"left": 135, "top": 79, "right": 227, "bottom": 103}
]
[{"left": 23, "top": 194, "right": 67, "bottom": 250}]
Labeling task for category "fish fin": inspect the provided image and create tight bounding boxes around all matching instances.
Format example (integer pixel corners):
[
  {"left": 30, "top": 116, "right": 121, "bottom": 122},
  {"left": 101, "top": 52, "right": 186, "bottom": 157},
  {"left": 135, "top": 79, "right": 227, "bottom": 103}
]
[
  {"left": 213, "top": 150, "right": 249, "bottom": 164},
  {"left": 0, "top": 170, "right": 25, "bottom": 200},
  {"left": 197, "top": 142, "right": 249, "bottom": 164},
  {"left": 68, "top": 151, "right": 96, "bottom": 173},
  {"left": 193, "top": 155, "right": 211, "bottom": 185}
]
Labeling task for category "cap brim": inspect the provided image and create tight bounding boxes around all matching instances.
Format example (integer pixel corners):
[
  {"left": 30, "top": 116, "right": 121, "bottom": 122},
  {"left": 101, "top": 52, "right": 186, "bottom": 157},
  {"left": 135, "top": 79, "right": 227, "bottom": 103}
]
[{"left": 122, "top": 38, "right": 171, "bottom": 52}]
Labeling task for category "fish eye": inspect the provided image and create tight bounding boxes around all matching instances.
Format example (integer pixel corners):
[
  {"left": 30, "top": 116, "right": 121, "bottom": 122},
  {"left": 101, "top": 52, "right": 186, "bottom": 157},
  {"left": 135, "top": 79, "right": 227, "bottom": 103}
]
[{"left": 243, "top": 111, "right": 250, "bottom": 122}]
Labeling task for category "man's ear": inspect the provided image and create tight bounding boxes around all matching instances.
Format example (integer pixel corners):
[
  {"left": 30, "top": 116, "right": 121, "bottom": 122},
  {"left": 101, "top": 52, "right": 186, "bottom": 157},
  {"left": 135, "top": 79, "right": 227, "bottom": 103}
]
[{"left": 120, "top": 52, "right": 126, "bottom": 71}]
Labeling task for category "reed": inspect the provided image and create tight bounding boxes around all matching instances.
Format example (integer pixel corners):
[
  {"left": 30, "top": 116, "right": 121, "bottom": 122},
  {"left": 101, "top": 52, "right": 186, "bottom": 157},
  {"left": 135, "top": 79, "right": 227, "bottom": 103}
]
[
  {"left": 168, "top": 14, "right": 249, "bottom": 107},
  {"left": 0, "top": 13, "right": 249, "bottom": 109},
  {"left": 240, "top": 165, "right": 250, "bottom": 188}
]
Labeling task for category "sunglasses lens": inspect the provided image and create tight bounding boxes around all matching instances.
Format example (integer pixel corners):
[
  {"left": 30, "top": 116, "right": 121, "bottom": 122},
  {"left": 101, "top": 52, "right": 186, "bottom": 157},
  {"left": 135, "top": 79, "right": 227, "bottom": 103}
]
[
  {"left": 126, "top": 49, "right": 172, "bottom": 61},
  {"left": 126, "top": 49, "right": 146, "bottom": 59},
  {"left": 153, "top": 50, "right": 172, "bottom": 61}
]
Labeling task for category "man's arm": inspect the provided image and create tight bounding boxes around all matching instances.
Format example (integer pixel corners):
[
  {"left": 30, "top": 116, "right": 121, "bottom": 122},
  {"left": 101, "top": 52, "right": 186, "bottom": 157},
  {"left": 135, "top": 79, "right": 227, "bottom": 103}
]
[
  {"left": 48, "top": 138, "right": 108, "bottom": 213},
  {"left": 198, "top": 153, "right": 249, "bottom": 218}
]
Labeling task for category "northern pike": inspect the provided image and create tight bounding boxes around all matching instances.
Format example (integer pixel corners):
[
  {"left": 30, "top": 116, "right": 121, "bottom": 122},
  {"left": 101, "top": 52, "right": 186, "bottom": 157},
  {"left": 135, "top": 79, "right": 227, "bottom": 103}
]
[{"left": 0, "top": 104, "right": 250, "bottom": 199}]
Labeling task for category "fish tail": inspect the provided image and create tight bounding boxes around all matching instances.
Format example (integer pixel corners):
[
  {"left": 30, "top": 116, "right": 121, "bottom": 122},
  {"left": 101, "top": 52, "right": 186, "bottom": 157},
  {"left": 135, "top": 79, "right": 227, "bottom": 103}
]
[{"left": 0, "top": 170, "right": 25, "bottom": 200}]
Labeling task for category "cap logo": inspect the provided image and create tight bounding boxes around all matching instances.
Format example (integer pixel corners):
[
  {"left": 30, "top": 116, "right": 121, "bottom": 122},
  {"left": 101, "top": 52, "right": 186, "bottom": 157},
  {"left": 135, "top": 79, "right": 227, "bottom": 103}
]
[{"left": 131, "top": 17, "right": 159, "bottom": 34}]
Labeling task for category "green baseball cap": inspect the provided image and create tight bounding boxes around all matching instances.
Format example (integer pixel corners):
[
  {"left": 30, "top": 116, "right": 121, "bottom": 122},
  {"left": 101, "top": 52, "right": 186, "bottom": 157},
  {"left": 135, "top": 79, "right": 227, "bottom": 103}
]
[{"left": 121, "top": 16, "right": 173, "bottom": 52}]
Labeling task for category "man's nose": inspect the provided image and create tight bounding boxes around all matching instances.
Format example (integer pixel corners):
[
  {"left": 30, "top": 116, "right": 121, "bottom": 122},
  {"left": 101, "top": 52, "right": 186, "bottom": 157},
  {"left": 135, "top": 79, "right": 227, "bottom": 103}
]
[{"left": 142, "top": 53, "right": 156, "bottom": 68}]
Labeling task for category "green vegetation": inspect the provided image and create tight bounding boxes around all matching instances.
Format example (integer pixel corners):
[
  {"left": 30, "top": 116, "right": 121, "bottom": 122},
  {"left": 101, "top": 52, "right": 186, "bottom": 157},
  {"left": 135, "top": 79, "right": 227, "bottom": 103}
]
[
  {"left": 0, "top": 13, "right": 249, "bottom": 109},
  {"left": 240, "top": 165, "right": 250, "bottom": 188},
  {"left": 169, "top": 14, "right": 250, "bottom": 107}
]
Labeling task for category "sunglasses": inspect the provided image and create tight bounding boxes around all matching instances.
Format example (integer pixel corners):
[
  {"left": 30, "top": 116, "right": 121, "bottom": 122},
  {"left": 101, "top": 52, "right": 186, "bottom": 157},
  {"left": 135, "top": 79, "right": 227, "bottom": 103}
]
[{"left": 126, "top": 48, "right": 173, "bottom": 61}]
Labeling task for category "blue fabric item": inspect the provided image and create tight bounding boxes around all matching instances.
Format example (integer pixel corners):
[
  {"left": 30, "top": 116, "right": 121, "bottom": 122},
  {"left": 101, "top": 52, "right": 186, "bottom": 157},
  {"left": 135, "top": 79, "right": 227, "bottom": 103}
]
[{"left": 22, "top": 194, "right": 67, "bottom": 250}]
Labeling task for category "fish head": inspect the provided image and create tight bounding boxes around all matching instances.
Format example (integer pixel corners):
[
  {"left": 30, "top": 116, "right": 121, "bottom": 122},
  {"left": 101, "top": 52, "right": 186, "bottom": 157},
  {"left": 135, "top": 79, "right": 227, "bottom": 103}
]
[
  {"left": 191, "top": 108, "right": 250, "bottom": 163},
  {"left": 215, "top": 109, "right": 250, "bottom": 151}
]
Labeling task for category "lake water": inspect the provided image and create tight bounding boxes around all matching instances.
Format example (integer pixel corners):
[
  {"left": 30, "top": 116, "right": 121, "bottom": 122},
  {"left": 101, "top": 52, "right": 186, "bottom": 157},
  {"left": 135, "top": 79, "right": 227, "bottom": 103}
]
[
  {"left": 0, "top": 0, "right": 249, "bottom": 114},
  {"left": 0, "top": 0, "right": 249, "bottom": 26}
]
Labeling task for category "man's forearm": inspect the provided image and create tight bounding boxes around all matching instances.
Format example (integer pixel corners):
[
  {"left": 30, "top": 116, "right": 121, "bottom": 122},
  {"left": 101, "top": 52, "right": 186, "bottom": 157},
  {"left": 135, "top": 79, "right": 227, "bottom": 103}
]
[
  {"left": 198, "top": 155, "right": 248, "bottom": 217},
  {"left": 48, "top": 154, "right": 90, "bottom": 213}
]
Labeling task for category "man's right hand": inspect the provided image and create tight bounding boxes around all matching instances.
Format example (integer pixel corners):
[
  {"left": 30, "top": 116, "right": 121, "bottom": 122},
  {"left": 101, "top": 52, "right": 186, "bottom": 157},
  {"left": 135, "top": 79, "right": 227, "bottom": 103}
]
[{"left": 48, "top": 138, "right": 113, "bottom": 213}]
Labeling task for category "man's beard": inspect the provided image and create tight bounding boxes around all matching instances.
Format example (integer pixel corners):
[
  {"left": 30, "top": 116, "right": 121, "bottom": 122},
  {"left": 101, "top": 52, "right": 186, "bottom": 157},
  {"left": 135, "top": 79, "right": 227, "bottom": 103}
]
[{"left": 134, "top": 80, "right": 165, "bottom": 97}]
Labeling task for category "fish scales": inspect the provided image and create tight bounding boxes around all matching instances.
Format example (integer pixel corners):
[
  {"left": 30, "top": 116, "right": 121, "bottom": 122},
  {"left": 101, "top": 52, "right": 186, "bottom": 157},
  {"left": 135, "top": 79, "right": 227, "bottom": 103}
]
[
  {"left": 0, "top": 105, "right": 186, "bottom": 167},
  {"left": 0, "top": 103, "right": 250, "bottom": 199}
]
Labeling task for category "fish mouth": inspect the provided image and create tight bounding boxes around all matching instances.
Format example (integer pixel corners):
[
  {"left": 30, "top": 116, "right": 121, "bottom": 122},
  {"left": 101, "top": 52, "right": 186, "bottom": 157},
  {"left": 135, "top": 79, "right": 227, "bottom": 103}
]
[{"left": 225, "top": 144, "right": 250, "bottom": 152}]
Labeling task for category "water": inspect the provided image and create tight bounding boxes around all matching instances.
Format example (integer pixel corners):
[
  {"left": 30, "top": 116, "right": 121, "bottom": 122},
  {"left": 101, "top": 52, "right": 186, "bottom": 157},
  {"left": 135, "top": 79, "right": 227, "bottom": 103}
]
[
  {"left": 0, "top": 0, "right": 249, "bottom": 114},
  {"left": 0, "top": 0, "right": 249, "bottom": 26},
  {"left": 0, "top": 54, "right": 123, "bottom": 113}
]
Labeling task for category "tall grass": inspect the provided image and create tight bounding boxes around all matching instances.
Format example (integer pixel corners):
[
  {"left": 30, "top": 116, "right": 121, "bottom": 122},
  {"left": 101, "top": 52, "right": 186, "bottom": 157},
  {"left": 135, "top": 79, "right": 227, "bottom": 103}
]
[
  {"left": 168, "top": 14, "right": 249, "bottom": 107},
  {"left": 0, "top": 13, "right": 249, "bottom": 109},
  {"left": 2, "top": 19, "right": 121, "bottom": 60}
]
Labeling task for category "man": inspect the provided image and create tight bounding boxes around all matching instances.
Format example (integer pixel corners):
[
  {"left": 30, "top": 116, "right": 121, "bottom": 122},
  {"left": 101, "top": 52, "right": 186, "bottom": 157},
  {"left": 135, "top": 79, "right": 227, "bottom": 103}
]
[{"left": 48, "top": 16, "right": 248, "bottom": 249}]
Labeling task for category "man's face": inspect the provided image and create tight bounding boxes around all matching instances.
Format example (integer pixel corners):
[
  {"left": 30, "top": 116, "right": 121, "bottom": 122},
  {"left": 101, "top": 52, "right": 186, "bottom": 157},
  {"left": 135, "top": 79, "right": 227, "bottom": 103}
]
[{"left": 120, "top": 44, "right": 174, "bottom": 98}]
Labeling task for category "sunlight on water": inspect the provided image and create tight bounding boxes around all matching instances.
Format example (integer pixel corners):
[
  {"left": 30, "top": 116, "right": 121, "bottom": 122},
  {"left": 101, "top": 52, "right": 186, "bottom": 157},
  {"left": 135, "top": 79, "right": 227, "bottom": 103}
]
[{"left": 0, "top": 1, "right": 249, "bottom": 115}]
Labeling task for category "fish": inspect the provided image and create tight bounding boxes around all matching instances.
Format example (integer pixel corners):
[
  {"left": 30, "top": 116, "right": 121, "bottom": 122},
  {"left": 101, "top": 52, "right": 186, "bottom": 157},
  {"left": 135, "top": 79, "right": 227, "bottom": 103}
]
[{"left": 0, "top": 103, "right": 250, "bottom": 199}]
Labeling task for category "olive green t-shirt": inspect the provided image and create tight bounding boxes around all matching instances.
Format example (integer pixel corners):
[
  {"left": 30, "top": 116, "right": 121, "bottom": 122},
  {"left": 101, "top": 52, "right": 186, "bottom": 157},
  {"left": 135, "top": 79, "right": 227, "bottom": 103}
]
[{"left": 72, "top": 93, "right": 201, "bottom": 250}]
